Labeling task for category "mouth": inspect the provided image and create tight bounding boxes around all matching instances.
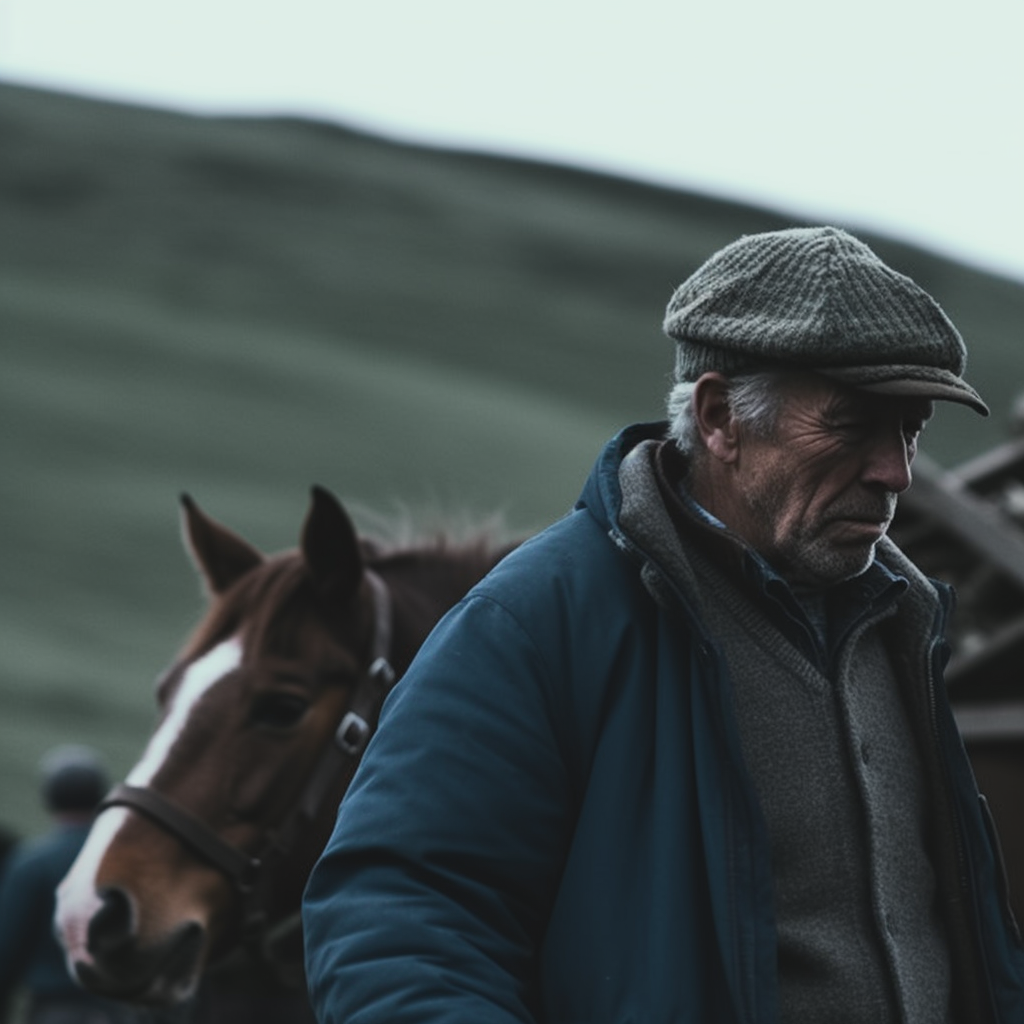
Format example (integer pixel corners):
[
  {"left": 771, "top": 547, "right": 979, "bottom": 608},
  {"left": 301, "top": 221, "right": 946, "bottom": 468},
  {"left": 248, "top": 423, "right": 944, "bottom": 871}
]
[
  {"left": 69, "top": 895, "right": 206, "bottom": 1008},
  {"left": 829, "top": 517, "right": 889, "bottom": 542},
  {"left": 73, "top": 936, "right": 203, "bottom": 1006},
  {"left": 75, "top": 960, "right": 201, "bottom": 1006}
]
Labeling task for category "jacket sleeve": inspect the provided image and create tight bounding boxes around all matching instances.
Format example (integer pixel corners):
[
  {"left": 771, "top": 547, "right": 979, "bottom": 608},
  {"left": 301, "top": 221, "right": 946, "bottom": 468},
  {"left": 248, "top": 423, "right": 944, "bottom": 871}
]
[{"left": 302, "top": 590, "right": 579, "bottom": 1024}]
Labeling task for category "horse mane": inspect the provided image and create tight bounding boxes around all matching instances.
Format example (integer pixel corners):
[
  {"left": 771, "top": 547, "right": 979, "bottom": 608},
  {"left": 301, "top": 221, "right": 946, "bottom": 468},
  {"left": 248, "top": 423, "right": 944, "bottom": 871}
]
[
  {"left": 179, "top": 557, "right": 326, "bottom": 663},
  {"left": 367, "top": 530, "right": 514, "bottom": 595},
  {"left": 363, "top": 530, "right": 517, "bottom": 673}
]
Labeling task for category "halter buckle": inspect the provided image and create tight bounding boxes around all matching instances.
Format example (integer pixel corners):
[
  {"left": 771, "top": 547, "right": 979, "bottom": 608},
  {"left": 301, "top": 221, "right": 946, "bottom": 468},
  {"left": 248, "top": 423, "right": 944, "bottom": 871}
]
[
  {"left": 335, "top": 712, "right": 371, "bottom": 756},
  {"left": 369, "top": 656, "right": 396, "bottom": 688}
]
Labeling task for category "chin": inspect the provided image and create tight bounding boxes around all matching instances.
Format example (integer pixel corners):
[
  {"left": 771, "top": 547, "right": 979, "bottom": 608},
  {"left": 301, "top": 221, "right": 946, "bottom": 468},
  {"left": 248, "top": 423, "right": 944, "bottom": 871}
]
[{"left": 791, "top": 542, "right": 877, "bottom": 588}]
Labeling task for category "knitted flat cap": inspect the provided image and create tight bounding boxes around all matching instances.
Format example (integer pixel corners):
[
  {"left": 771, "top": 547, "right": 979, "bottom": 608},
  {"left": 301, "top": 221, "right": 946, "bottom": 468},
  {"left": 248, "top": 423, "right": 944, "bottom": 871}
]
[{"left": 663, "top": 226, "right": 988, "bottom": 415}]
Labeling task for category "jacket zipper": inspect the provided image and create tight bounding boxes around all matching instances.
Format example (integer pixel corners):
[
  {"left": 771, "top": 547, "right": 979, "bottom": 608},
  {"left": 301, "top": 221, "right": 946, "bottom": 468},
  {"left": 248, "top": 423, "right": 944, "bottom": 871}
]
[{"left": 610, "top": 524, "right": 766, "bottom": 1024}]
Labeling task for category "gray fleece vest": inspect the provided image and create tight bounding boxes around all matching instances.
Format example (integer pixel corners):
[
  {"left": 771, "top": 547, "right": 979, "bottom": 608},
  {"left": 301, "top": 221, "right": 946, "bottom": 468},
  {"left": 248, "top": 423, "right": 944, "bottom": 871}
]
[
  {"left": 618, "top": 441, "right": 954, "bottom": 1024},
  {"left": 693, "top": 546, "right": 952, "bottom": 1024}
]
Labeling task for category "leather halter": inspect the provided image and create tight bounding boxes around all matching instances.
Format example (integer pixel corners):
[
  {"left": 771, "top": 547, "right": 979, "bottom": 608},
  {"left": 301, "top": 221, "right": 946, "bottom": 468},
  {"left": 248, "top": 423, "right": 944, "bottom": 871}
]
[{"left": 97, "top": 569, "right": 397, "bottom": 940}]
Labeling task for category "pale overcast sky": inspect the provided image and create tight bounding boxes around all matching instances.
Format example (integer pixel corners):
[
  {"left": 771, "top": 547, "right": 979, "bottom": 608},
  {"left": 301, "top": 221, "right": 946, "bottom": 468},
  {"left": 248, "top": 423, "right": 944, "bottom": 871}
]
[{"left": 2, "top": 0, "right": 1022, "bottom": 280}]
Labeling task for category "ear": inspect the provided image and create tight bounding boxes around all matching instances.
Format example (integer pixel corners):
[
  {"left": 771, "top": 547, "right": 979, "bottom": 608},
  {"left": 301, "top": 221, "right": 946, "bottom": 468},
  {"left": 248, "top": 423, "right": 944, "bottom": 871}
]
[
  {"left": 180, "top": 494, "right": 264, "bottom": 595},
  {"left": 301, "top": 486, "right": 364, "bottom": 604},
  {"left": 691, "top": 373, "right": 741, "bottom": 464}
]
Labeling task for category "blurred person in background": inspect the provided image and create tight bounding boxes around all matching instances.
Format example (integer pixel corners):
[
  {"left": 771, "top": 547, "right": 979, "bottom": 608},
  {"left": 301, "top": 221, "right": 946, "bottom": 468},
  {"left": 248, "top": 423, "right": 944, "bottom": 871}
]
[
  {"left": 0, "top": 824, "right": 17, "bottom": 874},
  {"left": 0, "top": 745, "right": 141, "bottom": 1024}
]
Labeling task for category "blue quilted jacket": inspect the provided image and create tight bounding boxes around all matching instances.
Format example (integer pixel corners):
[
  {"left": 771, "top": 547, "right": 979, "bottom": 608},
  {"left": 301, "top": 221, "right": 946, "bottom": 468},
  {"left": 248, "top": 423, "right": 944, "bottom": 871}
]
[{"left": 303, "top": 423, "right": 1024, "bottom": 1023}]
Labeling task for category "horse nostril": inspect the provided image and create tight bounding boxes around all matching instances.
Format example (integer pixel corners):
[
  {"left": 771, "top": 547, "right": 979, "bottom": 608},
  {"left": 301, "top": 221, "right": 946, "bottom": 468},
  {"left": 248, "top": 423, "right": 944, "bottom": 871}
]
[
  {"left": 87, "top": 887, "right": 136, "bottom": 958},
  {"left": 164, "top": 921, "right": 205, "bottom": 992},
  {"left": 74, "top": 959, "right": 103, "bottom": 989},
  {"left": 76, "top": 890, "right": 206, "bottom": 1003}
]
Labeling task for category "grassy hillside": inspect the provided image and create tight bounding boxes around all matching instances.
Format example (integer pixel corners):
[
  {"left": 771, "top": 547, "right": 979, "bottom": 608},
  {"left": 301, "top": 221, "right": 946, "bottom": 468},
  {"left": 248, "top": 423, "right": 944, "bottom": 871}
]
[{"left": 2, "top": 82, "right": 1024, "bottom": 836}]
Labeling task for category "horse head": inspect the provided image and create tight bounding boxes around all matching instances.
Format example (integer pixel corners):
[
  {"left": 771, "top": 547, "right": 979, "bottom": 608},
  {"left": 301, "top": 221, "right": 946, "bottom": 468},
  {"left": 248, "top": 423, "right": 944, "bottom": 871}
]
[{"left": 55, "top": 486, "right": 500, "bottom": 1004}]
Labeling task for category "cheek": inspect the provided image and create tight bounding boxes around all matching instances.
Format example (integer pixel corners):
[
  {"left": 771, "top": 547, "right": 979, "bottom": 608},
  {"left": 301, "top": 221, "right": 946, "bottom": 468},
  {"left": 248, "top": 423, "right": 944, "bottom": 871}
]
[
  {"left": 744, "top": 459, "right": 803, "bottom": 523},
  {"left": 780, "top": 458, "right": 853, "bottom": 516},
  {"left": 754, "top": 476, "right": 837, "bottom": 550},
  {"left": 228, "top": 752, "right": 288, "bottom": 818},
  {"left": 223, "top": 729, "right": 318, "bottom": 820},
  {"left": 226, "top": 701, "right": 342, "bottom": 821}
]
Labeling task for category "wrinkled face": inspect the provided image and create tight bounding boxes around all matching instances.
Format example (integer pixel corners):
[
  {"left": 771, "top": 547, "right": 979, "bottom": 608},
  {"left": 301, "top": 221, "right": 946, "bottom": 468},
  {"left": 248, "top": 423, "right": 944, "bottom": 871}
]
[
  {"left": 727, "top": 375, "right": 932, "bottom": 588},
  {"left": 54, "top": 590, "right": 363, "bottom": 1004}
]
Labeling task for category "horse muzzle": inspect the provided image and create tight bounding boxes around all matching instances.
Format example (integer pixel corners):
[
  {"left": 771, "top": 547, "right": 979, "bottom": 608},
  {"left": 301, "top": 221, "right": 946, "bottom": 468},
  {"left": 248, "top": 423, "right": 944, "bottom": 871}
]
[{"left": 60, "top": 885, "right": 207, "bottom": 1005}]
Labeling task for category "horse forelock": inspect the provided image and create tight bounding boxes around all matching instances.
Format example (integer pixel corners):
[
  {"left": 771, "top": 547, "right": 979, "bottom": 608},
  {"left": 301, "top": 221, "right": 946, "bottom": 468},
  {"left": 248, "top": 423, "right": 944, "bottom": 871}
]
[{"left": 178, "top": 553, "right": 363, "bottom": 665}]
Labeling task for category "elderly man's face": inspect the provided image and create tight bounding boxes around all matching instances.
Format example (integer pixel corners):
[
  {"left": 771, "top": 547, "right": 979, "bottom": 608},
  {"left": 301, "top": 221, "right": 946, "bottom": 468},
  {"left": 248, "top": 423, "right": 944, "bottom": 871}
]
[{"left": 730, "top": 375, "right": 932, "bottom": 588}]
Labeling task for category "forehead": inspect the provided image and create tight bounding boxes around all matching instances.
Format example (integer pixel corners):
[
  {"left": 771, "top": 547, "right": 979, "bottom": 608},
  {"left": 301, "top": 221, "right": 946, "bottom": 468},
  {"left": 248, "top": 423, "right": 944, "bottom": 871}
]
[{"left": 781, "top": 373, "right": 934, "bottom": 422}]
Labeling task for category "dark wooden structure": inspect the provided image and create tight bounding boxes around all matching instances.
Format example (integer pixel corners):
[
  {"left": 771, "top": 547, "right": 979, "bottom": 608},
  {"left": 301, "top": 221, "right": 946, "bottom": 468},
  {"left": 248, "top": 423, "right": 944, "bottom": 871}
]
[{"left": 891, "top": 439, "right": 1024, "bottom": 925}]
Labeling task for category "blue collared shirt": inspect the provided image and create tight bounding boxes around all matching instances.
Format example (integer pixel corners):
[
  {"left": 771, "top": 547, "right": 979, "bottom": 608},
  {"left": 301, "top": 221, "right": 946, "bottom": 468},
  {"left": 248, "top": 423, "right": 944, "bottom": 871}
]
[{"left": 682, "top": 490, "right": 909, "bottom": 675}]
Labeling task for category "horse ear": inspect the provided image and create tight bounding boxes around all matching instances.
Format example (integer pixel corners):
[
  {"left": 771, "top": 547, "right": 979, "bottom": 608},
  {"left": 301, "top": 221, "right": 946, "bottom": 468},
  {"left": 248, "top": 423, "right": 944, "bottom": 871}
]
[
  {"left": 180, "top": 494, "right": 264, "bottom": 595},
  {"left": 301, "top": 486, "right": 364, "bottom": 603}
]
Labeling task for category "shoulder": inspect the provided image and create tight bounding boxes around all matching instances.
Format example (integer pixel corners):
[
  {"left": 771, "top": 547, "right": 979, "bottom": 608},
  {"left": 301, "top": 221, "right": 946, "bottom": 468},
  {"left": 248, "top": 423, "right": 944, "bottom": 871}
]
[
  {"left": 473, "top": 506, "right": 645, "bottom": 624},
  {"left": 436, "top": 508, "right": 652, "bottom": 695},
  {"left": 379, "top": 506, "right": 661, "bottom": 768}
]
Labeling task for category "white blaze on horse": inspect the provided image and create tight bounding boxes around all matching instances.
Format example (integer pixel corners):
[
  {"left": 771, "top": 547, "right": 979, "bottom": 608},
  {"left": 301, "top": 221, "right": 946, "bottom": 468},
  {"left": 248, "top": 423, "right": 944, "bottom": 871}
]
[{"left": 55, "top": 486, "right": 510, "bottom": 1005}]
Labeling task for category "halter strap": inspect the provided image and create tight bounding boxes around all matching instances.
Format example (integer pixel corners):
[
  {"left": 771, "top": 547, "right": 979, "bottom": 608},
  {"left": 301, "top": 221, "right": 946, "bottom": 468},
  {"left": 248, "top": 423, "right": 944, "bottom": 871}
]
[
  {"left": 99, "top": 783, "right": 262, "bottom": 892},
  {"left": 294, "top": 570, "right": 396, "bottom": 821},
  {"left": 364, "top": 569, "right": 392, "bottom": 664}
]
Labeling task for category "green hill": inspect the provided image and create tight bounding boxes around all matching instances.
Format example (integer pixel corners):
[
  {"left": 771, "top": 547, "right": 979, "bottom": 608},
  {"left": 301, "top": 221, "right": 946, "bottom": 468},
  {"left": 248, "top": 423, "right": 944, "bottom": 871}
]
[{"left": 3, "top": 81, "right": 1024, "bottom": 835}]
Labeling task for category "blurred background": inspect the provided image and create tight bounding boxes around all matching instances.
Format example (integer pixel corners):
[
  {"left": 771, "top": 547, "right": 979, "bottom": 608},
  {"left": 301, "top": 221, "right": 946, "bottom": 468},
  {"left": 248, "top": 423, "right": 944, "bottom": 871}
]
[{"left": 1, "top": 0, "right": 1023, "bottom": 840}]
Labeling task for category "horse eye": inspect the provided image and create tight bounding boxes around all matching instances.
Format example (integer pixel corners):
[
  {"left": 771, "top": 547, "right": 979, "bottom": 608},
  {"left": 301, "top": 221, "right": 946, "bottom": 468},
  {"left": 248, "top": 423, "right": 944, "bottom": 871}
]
[{"left": 249, "top": 693, "right": 309, "bottom": 729}]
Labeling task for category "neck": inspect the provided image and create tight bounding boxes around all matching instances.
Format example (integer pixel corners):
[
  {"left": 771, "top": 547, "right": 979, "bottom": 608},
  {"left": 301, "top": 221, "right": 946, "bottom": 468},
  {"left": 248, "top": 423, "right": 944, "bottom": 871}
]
[{"left": 684, "top": 455, "right": 744, "bottom": 535}]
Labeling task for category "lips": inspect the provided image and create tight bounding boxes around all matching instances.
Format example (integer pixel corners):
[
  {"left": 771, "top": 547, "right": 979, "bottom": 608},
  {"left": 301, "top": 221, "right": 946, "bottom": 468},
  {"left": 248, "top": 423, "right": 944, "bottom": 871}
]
[
  {"left": 842, "top": 519, "right": 887, "bottom": 533},
  {"left": 828, "top": 497, "right": 896, "bottom": 532},
  {"left": 827, "top": 517, "right": 890, "bottom": 544}
]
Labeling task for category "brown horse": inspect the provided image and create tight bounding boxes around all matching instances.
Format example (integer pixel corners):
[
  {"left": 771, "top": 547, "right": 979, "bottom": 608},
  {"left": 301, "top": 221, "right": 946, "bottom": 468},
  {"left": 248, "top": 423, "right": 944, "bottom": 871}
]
[{"left": 54, "top": 486, "right": 511, "bottom": 1008}]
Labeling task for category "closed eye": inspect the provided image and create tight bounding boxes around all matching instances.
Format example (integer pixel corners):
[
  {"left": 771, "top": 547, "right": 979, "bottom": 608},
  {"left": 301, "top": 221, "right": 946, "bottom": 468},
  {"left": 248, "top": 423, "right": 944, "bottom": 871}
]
[
  {"left": 832, "top": 419, "right": 873, "bottom": 445},
  {"left": 249, "top": 692, "right": 310, "bottom": 730}
]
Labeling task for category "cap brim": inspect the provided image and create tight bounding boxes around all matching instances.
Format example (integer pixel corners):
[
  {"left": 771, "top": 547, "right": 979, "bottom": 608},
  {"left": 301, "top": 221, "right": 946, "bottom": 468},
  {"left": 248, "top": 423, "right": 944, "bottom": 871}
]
[{"left": 816, "top": 364, "right": 990, "bottom": 417}]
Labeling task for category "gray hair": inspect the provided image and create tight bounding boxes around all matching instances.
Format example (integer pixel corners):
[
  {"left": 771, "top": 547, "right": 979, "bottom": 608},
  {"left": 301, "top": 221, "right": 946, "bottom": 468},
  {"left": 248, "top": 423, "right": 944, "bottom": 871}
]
[{"left": 666, "top": 372, "right": 788, "bottom": 454}]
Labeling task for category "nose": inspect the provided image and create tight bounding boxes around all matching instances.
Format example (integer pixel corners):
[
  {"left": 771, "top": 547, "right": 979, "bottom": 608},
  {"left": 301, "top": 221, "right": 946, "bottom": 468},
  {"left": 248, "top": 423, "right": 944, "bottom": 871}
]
[
  {"left": 86, "top": 887, "right": 135, "bottom": 964},
  {"left": 861, "top": 426, "right": 913, "bottom": 494},
  {"left": 71, "top": 887, "right": 205, "bottom": 1003}
]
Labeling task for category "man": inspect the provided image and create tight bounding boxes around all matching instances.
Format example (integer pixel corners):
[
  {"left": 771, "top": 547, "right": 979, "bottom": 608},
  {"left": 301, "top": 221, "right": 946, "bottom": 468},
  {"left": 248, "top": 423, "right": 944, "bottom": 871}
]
[
  {"left": 0, "top": 746, "right": 142, "bottom": 1024},
  {"left": 302, "top": 227, "right": 1024, "bottom": 1022}
]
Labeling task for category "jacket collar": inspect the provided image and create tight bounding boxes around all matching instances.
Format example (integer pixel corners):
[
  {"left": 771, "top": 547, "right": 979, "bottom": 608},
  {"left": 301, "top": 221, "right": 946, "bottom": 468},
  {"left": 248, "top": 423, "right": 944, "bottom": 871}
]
[
  {"left": 587, "top": 425, "right": 926, "bottom": 672},
  {"left": 575, "top": 421, "right": 668, "bottom": 536}
]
